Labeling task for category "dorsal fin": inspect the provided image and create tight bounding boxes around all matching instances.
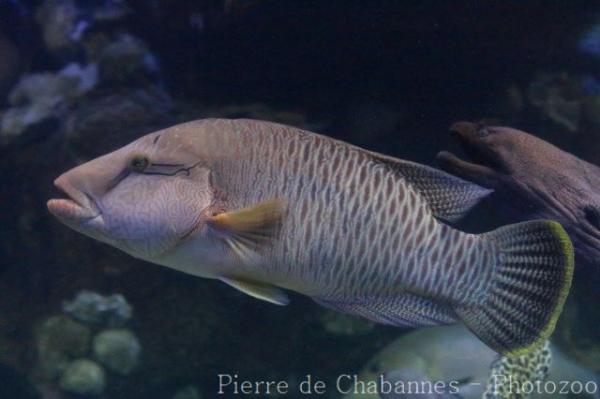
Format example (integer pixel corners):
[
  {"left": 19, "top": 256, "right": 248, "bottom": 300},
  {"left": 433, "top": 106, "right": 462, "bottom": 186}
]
[{"left": 371, "top": 154, "right": 492, "bottom": 222}]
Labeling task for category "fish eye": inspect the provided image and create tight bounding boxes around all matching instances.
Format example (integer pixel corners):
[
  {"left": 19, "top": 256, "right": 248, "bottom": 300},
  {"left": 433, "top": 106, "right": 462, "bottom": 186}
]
[
  {"left": 477, "top": 126, "right": 491, "bottom": 137},
  {"left": 130, "top": 155, "right": 150, "bottom": 172}
]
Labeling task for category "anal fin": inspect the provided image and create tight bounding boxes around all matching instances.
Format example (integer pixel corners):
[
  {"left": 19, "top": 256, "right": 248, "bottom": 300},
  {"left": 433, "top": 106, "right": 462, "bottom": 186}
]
[{"left": 314, "top": 293, "right": 457, "bottom": 328}]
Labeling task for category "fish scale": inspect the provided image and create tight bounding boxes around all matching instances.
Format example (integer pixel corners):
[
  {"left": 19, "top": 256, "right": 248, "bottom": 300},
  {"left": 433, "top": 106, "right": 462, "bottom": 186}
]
[{"left": 215, "top": 120, "right": 491, "bottom": 305}]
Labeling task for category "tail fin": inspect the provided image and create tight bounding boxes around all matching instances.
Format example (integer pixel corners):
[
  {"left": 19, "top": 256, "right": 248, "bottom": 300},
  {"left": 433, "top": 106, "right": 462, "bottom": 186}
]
[{"left": 454, "top": 220, "right": 574, "bottom": 356}]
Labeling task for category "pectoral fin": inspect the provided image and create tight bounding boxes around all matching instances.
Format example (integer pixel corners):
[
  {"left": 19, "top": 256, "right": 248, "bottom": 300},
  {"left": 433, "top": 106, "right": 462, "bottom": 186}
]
[
  {"left": 208, "top": 198, "right": 286, "bottom": 260},
  {"left": 220, "top": 277, "right": 290, "bottom": 306}
]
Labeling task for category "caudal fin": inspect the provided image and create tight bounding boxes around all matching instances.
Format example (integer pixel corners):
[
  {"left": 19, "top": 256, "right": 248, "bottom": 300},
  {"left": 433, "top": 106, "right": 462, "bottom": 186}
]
[{"left": 454, "top": 220, "right": 574, "bottom": 356}]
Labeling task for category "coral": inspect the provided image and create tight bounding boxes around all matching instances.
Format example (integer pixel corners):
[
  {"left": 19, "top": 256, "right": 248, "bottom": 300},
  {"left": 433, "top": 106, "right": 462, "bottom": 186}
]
[
  {"left": 523, "top": 72, "right": 600, "bottom": 159},
  {"left": 34, "top": 292, "right": 144, "bottom": 397},
  {"left": 320, "top": 311, "right": 374, "bottom": 336},
  {"left": 35, "top": 0, "right": 130, "bottom": 52},
  {"left": 59, "top": 359, "right": 105, "bottom": 396},
  {"left": 62, "top": 290, "right": 133, "bottom": 327},
  {"left": 527, "top": 72, "right": 583, "bottom": 132},
  {"left": 36, "top": 316, "right": 91, "bottom": 381},
  {"left": 94, "top": 34, "right": 160, "bottom": 84},
  {"left": 0, "top": 63, "right": 97, "bottom": 141},
  {"left": 579, "top": 22, "right": 600, "bottom": 59},
  {"left": 35, "top": 0, "right": 80, "bottom": 51},
  {"left": 92, "top": 329, "right": 141, "bottom": 375},
  {"left": 65, "top": 86, "right": 173, "bottom": 156},
  {"left": 91, "top": 0, "right": 130, "bottom": 22}
]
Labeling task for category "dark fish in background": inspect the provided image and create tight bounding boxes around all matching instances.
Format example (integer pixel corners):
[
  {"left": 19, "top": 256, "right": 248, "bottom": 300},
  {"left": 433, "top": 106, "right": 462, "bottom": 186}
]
[
  {"left": 48, "top": 118, "right": 573, "bottom": 356},
  {"left": 437, "top": 122, "right": 600, "bottom": 273},
  {"left": 347, "top": 325, "right": 598, "bottom": 399}
]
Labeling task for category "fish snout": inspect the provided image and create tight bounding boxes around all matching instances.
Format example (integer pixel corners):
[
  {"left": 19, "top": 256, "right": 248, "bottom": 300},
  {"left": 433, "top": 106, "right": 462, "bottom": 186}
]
[
  {"left": 447, "top": 121, "right": 502, "bottom": 163},
  {"left": 436, "top": 121, "right": 503, "bottom": 189},
  {"left": 449, "top": 121, "right": 489, "bottom": 140},
  {"left": 47, "top": 173, "right": 100, "bottom": 223}
]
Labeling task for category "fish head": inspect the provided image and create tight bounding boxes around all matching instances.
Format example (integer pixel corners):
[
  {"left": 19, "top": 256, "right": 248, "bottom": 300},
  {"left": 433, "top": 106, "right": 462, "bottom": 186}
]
[
  {"left": 437, "top": 121, "right": 584, "bottom": 204},
  {"left": 438, "top": 121, "right": 600, "bottom": 271},
  {"left": 437, "top": 122, "right": 536, "bottom": 186},
  {"left": 48, "top": 129, "right": 215, "bottom": 261}
]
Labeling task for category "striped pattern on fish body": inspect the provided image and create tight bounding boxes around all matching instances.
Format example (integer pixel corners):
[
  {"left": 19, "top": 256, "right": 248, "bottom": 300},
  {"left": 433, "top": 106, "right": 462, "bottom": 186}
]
[
  {"left": 48, "top": 118, "right": 574, "bottom": 357},
  {"left": 193, "top": 119, "right": 493, "bottom": 305}
]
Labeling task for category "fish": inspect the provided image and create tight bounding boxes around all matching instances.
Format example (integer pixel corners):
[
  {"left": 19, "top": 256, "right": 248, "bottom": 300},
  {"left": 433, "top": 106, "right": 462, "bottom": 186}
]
[
  {"left": 483, "top": 341, "right": 552, "bottom": 399},
  {"left": 437, "top": 121, "right": 600, "bottom": 273},
  {"left": 346, "top": 325, "right": 598, "bottom": 399},
  {"left": 47, "top": 118, "right": 574, "bottom": 356}
]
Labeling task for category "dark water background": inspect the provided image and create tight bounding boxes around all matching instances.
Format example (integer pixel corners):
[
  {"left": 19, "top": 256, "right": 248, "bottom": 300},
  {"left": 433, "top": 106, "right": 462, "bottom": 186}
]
[{"left": 0, "top": 1, "right": 599, "bottom": 398}]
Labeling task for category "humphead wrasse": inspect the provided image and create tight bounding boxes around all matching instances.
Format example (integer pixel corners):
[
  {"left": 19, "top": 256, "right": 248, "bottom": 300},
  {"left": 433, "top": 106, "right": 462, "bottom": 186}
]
[{"left": 48, "top": 119, "right": 574, "bottom": 356}]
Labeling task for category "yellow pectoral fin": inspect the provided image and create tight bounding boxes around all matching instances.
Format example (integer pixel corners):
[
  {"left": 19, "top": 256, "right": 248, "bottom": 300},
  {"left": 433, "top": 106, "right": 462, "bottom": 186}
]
[
  {"left": 208, "top": 198, "right": 286, "bottom": 261},
  {"left": 220, "top": 277, "right": 290, "bottom": 306}
]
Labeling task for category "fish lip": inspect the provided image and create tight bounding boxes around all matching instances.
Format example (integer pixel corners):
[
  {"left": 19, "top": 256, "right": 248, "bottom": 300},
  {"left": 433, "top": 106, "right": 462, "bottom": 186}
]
[
  {"left": 449, "top": 121, "right": 480, "bottom": 138},
  {"left": 47, "top": 176, "right": 101, "bottom": 222},
  {"left": 449, "top": 122, "right": 483, "bottom": 160},
  {"left": 447, "top": 122, "right": 498, "bottom": 168},
  {"left": 437, "top": 122, "right": 503, "bottom": 189}
]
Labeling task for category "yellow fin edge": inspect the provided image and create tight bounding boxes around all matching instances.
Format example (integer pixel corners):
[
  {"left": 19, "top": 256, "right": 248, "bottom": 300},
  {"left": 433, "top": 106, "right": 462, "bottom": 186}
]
[{"left": 505, "top": 221, "right": 574, "bottom": 358}]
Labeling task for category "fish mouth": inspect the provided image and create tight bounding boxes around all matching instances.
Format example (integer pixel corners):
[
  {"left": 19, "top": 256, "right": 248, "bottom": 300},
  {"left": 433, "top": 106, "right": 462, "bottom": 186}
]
[
  {"left": 436, "top": 121, "right": 501, "bottom": 188},
  {"left": 47, "top": 175, "right": 101, "bottom": 223}
]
